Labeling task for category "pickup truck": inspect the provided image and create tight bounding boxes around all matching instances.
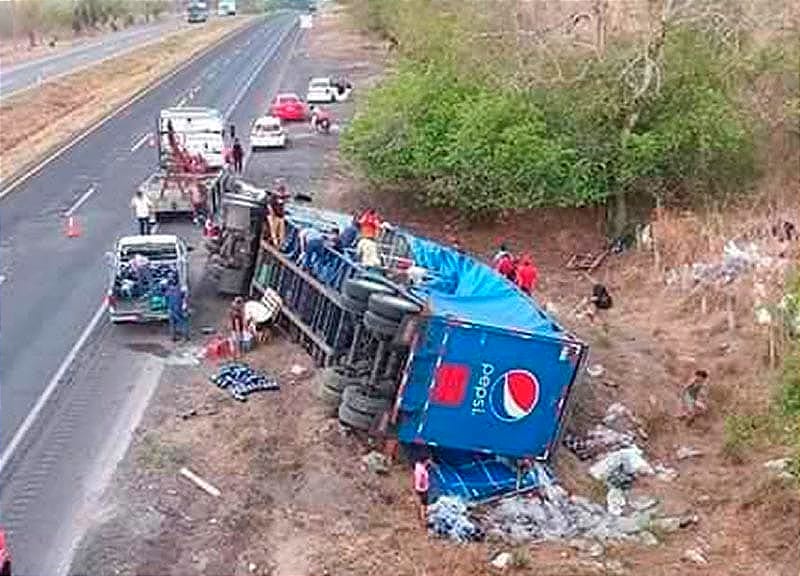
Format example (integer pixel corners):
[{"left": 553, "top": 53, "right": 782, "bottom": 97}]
[
  {"left": 106, "top": 234, "right": 190, "bottom": 324},
  {"left": 305, "top": 77, "right": 352, "bottom": 104},
  {"left": 139, "top": 170, "right": 223, "bottom": 218}
]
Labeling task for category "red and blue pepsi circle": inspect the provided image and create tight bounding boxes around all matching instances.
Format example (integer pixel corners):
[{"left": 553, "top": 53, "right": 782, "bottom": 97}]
[{"left": 489, "top": 369, "right": 540, "bottom": 422}]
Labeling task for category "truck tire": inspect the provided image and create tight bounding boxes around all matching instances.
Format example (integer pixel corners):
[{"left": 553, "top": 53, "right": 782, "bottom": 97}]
[
  {"left": 324, "top": 367, "right": 363, "bottom": 393},
  {"left": 375, "top": 377, "right": 399, "bottom": 397},
  {"left": 343, "top": 278, "right": 393, "bottom": 303},
  {"left": 343, "top": 385, "right": 392, "bottom": 415},
  {"left": 340, "top": 293, "right": 367, "bottom": 315},
  {"left": 363, "top": 310, "right": 400, "bottom": 338},
  {"left": 368, "top": 293, "right": 422, "bottom": 322},
  {"left": 338, "top": 402, "right": 376, "bottom": 431},
  {"left": 317, "top": 377, "right": 344, "bottom": 408}
]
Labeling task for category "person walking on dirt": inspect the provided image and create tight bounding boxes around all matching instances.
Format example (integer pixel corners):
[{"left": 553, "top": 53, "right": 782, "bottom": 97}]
[
  {"left": 493, "top": 244, "right": 516, "bottom": 281},
  {"left": 232, "top": 138, "right": 244, "bottom": 174},
  {"left": 414, "top": 457, "right": 431, "bottom": 525},
  {"left": 165, "top": 281, "right": 189, "bottom": 342},
  {"left": 680, "top": 370, "right": 709, "bottom": 423},
  {"left": 514, "top": 253, "right": 539, "bottom": 295},
  {"left": 131, "top": 190, "right": 154, "bottom": 235}
]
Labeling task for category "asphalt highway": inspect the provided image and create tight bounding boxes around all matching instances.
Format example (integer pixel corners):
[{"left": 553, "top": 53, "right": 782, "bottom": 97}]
[
  {"left": 0, "top": 13, "right": 302, "bottom": 574},
  {"left": 0, "top": 18, "right": 184, "bottom": 100}
]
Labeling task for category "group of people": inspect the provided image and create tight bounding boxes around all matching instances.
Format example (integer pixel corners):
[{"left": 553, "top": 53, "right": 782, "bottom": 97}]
[{"left": 492, "top": 243, "right": 539, "bottom": 295}]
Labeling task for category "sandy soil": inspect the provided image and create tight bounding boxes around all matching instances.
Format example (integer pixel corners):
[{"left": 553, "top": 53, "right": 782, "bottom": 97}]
[
  {"left": 70, "top": 5, "right": 800, "bottom": 576},
  {"left": 0, "top": 17, "right": 251, "bottom": 183}
]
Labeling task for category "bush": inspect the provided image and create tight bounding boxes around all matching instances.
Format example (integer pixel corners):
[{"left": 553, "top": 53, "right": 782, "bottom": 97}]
[{"left": 343, "top": 32, "right": 755, "bottom": 217}]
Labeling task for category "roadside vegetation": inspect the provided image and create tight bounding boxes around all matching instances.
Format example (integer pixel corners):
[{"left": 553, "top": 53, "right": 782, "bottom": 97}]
[
  {"left": 342, "top": 0, "right": 799, "bottom": 234},
  {"left": 2, "top": 0, "right": 172, "bottom": 47}
]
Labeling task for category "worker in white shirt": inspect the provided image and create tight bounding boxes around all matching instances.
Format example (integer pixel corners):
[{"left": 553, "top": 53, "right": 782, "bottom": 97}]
[
  {"left": 356, "top": 235, "right": 381, "bottom": 269},
  {"left": 131, "top": 190, "right": 154, "bottom": 235}
]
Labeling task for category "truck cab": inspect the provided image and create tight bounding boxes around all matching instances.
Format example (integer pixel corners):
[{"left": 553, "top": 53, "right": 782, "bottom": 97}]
[
  {"left": 107, "top": 235, "right": 190, "bottom": 324},
  {"left": 187, "top": 2, "right": 209, "bottom": 23}
]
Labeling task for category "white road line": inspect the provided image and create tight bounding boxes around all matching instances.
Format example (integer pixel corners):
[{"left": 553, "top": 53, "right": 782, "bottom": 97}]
[
  {"left": 176, "top": 95, "right": 188, "bottom": 108},
  {"left": 64, "top": 185, "right": 97, "bottom": 217},
  {"left": 130, "top": 133, "right": 150, "bottom": 153},
  {"left": 0, "top": 302, "right": 108, "bottom": 476},
  {"left": 223, "top": 23, "right": 297, "bottom": 120}
]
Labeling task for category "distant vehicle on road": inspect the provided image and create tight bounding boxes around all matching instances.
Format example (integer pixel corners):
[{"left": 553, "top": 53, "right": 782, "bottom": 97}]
[
  {"left": 0, "top": 528, "right": 10, "bottom": 576},
  {"left": 306, "top": 77, "right": 352, "bottom": 104},
  {"left": 187, "top": 1, "right": 209, "bottom": 23},
  {"left": 269, "top": 93, "right": 308, "bottom": 121},
  {"left": 217, "top": 0, "right": 236, "bottom": 16},
  {"left": 250, "top": 116, "right": 288, "bottom": 150},
  {"left": 107, "top": 235, "right": 191, "bottom": 324}
]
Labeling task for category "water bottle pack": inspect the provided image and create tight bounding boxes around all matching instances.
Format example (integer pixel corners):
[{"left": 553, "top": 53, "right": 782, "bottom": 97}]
[
  {"left": 211, "top": 362, "right": 279, "bottom": 402},
  {"left": 114, "top": 263, "right": 179, "bottom": 299}
]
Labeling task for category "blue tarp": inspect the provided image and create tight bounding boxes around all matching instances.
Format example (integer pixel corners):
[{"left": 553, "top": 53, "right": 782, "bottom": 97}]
[
  {"left": 404, "top": 234, "right": 565, "bottom": 338},
  {"left": 430, "top": 448, "right": 554, "bottom": 501}
]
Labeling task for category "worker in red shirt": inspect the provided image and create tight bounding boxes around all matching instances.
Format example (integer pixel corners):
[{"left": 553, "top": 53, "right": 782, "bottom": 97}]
[
  {"left": 514, "top": 253, "right": 538, "bottom": 295},
  {"left": 358, "top": 208, "right": 381, "bottom": 239},
  {"left": 494, "top": 251, "right": 516, "bottom": 281}
]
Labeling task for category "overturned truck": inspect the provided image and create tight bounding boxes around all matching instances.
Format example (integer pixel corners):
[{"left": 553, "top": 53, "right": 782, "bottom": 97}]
[{"left": 249, "top": 205, "right": 587, "bottom": 500}]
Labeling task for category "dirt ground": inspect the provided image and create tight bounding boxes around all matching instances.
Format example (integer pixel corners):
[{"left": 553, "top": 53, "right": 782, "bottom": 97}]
[
  {"left": 70, "top": 5, "right": 800, "bottom": 576},
  {"left": 0, "top": 17, "right": 251, "bottom": 182}
]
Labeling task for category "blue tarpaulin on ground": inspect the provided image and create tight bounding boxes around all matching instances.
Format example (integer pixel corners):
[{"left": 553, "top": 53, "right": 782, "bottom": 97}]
[{"left": 429, "top": 448, "right": 554, "bottom": 501}]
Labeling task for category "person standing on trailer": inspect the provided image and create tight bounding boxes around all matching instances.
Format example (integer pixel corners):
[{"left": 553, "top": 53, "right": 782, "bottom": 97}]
[
  {"left": 268, "top": 181, "right": 289, "bottom": 248},
  {"left": 131, "top": 190, "right": 153, "bottom": 235}
]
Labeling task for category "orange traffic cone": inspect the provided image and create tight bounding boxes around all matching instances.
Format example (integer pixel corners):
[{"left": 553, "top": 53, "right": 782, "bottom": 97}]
[{"left": 65, "top": 216, "right": 81, "bottom": 238}]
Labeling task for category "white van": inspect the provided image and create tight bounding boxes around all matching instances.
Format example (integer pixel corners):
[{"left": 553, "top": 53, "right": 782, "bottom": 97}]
[{"left": 158, "top": 107, "right": 225, "bottom": 170}]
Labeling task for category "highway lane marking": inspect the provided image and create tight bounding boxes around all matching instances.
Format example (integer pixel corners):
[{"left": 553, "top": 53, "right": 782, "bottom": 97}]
[
  {"left": 0, "top": 18, "right": 267, "bottom": 199},
  {"left": 64, "top": 185, "right": 97, "bottom": 217},
  {"left": 0, "top": 15, "right": 286, "bottom": 478},
  {"left": 223, "top": 21, "right": 297, "bottom": 120},
  {"left": 0, "top": 301, "right": 108, "bottom": 476},
  {"left": 176, "top": 95, "right": 188, "bottom": 108},
  {"left": 130, "top": 133, "right": 150, "bottom": 152}
]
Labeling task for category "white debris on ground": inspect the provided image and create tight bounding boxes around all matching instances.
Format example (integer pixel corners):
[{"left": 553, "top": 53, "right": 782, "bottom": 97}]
[
  {"left": 431, "top": 401, "right": 697, "bottom": 549},
  {"left": 427, "top": 497, "right": 483, "bottom": 542},
  {"left": 665, "top": 240, "right": 788, "bottom": 288}
]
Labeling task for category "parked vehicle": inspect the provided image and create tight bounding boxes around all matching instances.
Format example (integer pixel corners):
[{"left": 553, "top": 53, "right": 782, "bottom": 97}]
[
  {"left": 250, "top": 116, "right": 288, "bottom": 150},
  {"left": 217, "top": 0, "right": 236, "bottom": 16},
  {"left": 106, "top": 235, "right": 191, "bottom": 324},
  {"left": 269, "top": 93, "right": 308, "bottom": 121},
  {"left": 158, "top": 107, "right": 225, "bottom": 170},
  {"left": 306, "top": 77, "right": 352, "bottom": 104},
  {"left": 187, "top": 1, "right": 209, "bottom": 23}
]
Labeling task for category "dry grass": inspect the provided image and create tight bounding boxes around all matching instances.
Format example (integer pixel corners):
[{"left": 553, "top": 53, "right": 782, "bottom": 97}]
[{"left": 0, "top": 17, "right": 252, "bottom": 182}]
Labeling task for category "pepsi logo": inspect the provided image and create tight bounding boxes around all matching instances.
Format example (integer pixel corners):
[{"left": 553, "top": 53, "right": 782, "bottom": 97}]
[{"left": 488, "top": 369, "right": 540, "bottom": 422}]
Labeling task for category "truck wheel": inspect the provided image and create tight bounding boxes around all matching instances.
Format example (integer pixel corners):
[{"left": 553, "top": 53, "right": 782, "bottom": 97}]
[
  {"left": 340, "top": 293, "right": 367, "bottom": 315},
  {"left": 368, "top": 293, "right": 422, "bottom": 322},
  {"left": 317, "top": 377, "right": 344, "bottom": 412},
  {"left": 343, "top": 385, "right": 392, "bottom": 415},
  {"left": 375, "top": 376, "right": 399, "bottom": 397},
  {"left": 324, "top": 367, "right": 362, "bottom": 392},
  {"left": 338, "top": 402, "right": 376, "bottom": 431},
  {"left": 363, "top": 310, "right": 400, "bottom": 338},
  {"left": 343, "top": 278, "right": 393, "bottom": 303}
]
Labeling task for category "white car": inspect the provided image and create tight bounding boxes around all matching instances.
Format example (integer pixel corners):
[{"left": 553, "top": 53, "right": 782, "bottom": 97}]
[
  {"left": 250, "top": 116, "right": 287, "bottom": 150},
  {"left": 305, "top": 77, "right": 352, "bottom": 104}
]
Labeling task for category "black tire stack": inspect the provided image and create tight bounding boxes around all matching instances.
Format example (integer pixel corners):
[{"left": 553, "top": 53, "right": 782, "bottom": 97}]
[{"left": 316, "top": 276, "right": 423, "bottom": 431}]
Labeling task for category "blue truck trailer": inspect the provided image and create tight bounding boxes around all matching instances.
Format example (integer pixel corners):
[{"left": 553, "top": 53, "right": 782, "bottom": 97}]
[{"left": 240, "top": 199, "right": 586, "bottom": 494}]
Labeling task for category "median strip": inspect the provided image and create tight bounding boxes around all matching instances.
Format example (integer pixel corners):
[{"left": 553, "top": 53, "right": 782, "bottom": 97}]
[{"left": 0, "top": 17, "right": 255, "bottom": 185}]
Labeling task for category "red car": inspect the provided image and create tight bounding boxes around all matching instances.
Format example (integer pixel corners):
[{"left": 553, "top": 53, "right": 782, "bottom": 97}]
[
  {"left": 0, "top": 529, "right": 10, "bottom": 576},
  {"left": 269, "top": 93, "right": 308, "bottom": 122}
]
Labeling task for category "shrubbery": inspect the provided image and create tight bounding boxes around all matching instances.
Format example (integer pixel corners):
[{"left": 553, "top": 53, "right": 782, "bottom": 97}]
[
  {"left": 343, "top": 33, "right": 755, "bottom": 217},
  {"left": 340, "top": 1, "right": 798, "bottom": 223}
]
